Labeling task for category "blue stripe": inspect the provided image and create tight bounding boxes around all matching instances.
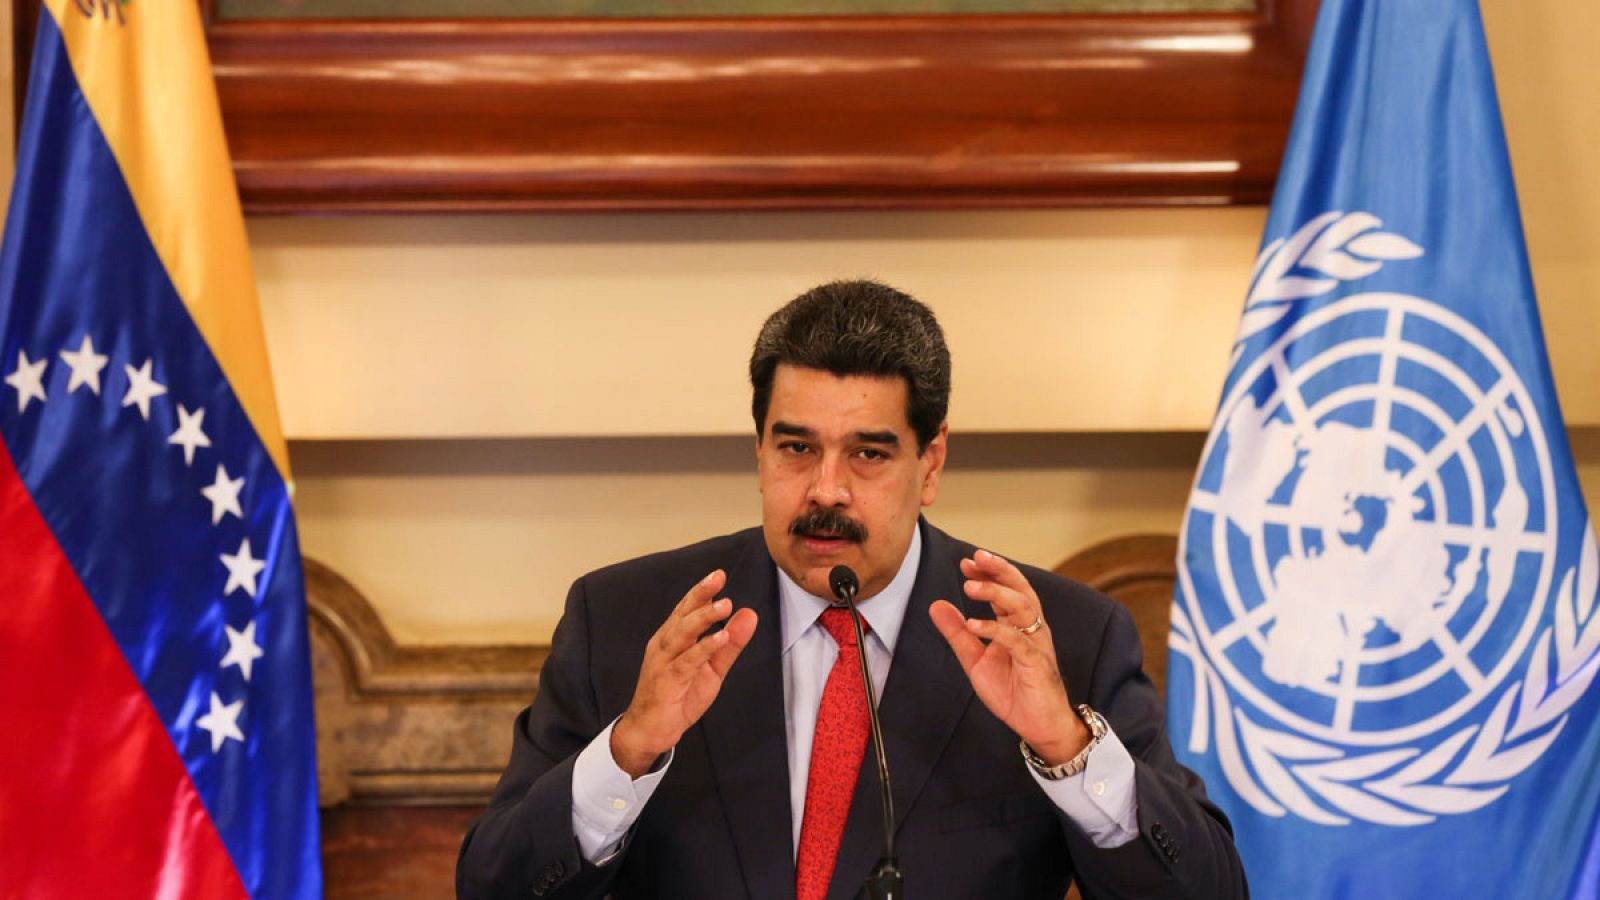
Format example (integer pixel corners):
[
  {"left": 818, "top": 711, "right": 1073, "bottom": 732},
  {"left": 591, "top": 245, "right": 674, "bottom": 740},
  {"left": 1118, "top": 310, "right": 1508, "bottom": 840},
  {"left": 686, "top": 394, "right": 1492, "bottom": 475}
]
[{"left": 0, "top": 12, "right": 319, "bottom": 898}]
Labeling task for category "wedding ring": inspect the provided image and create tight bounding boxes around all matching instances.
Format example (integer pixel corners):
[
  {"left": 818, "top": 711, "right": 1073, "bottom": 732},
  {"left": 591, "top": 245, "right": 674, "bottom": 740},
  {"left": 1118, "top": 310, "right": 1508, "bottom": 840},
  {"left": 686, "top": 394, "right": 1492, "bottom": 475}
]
[{"left": 1018, "top": 615, "right": 1045, "bottom": 635}]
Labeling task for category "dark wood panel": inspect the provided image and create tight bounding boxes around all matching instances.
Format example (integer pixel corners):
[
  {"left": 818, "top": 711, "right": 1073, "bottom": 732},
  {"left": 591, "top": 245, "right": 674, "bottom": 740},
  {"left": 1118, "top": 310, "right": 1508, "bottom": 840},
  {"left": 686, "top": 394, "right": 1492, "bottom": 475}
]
[
  {"left": 322, "top": 805, "right": 481, "bottom": 899},
  {"left": 13, "top": 1, "right": 1318, "bottom": 213},
  {"left": 221, "top": 0, "right": 1257, "bottom": 17}
]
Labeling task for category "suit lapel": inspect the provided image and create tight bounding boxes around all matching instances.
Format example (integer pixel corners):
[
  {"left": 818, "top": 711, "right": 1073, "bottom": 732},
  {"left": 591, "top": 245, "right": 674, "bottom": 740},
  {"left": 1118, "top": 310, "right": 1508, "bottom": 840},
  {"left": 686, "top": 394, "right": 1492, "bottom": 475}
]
[
  {"left": 698, "top": 532, "right": 796, "bottom": 900},
  {"left": 827, "top": 522, "right": 977, "bottom": 900}
]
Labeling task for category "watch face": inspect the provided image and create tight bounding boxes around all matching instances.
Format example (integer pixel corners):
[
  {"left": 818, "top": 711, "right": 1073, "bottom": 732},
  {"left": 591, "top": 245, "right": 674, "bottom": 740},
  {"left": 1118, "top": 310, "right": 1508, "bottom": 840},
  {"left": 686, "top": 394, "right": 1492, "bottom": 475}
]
[
  {"left": 1022, "top": 707, "right": 1110, "bottom": 780},
  {"left": 1077, "top": 704, "right": 1109, "bottom": 740}
]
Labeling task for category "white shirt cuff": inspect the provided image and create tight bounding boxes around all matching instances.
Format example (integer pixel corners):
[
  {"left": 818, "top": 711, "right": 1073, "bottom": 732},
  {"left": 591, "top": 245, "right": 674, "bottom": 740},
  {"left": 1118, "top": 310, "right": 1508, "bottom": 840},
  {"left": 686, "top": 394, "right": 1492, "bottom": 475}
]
[
  {"left": 1028, "top": 725, "right": 1139, "bottom": 848},
  {"left": 570, "top": 718, "right": 674, "bottom": 864}
]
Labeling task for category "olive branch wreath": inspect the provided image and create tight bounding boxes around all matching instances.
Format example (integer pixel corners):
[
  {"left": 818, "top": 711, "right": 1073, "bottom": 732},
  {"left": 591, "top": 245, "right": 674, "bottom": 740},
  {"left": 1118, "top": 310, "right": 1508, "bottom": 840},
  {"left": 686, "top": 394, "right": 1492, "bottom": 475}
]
[
  {"left": 1172, "top": 529, "right": 1599, "bottom": 825},
  {"left": 1174, "top": 212, "right": 1600, "bottom": 825}
]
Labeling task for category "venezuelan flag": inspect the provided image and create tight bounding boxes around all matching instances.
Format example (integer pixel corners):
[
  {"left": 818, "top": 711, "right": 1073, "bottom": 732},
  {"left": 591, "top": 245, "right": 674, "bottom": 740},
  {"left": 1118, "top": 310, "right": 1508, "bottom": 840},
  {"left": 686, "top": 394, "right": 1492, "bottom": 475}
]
[{"left": 0, "top": 2, "right": 320, "bottom": 897}]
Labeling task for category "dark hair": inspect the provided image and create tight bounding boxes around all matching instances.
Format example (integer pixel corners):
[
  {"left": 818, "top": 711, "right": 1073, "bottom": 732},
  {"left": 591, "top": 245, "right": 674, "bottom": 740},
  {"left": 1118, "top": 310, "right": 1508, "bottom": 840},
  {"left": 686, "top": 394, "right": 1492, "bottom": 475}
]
[{"left": 749, "top": 279, "right": 951, "bottom": 453}]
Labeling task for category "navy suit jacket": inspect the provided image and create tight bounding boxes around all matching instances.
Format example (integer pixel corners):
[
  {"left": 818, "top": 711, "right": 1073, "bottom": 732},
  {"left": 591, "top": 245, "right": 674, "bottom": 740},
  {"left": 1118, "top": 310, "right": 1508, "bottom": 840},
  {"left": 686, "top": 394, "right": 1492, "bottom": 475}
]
[{"left": 457, "top": 521, "right": 1247, "bottom": 899}]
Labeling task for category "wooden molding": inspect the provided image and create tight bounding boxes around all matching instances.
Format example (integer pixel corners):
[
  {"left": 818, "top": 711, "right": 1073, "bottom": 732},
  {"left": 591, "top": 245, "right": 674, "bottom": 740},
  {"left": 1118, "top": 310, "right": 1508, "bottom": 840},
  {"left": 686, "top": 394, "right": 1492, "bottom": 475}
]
[
  {"left": 13, "top": 1, "right": 1319, "bottom": 213},
  {"left": 1055, "top": 533, "right": 1179, "bottom": 694},
  {"left": 303, "top": 557, "right": 542, "bottom": 806},
  {"left": 306, "top": 557, "right": 543, "bottom": 702},
  {"left": 1055, "top": 532, "right": 1178, "bottom": 594}
]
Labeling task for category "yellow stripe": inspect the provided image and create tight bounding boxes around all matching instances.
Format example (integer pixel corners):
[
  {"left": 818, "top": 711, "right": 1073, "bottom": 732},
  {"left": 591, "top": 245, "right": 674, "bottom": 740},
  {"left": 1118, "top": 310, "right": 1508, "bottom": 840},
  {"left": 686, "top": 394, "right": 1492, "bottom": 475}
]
[{"left": 43, "top": 0, "right": 291, "bottom": 482}]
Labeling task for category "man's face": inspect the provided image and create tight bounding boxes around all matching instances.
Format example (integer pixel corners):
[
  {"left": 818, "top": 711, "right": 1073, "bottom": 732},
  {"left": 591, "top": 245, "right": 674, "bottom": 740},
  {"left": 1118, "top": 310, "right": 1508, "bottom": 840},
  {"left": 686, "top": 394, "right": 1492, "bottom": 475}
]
[{"left": 757, "top": 364, "right": 947, "bottom": 602}]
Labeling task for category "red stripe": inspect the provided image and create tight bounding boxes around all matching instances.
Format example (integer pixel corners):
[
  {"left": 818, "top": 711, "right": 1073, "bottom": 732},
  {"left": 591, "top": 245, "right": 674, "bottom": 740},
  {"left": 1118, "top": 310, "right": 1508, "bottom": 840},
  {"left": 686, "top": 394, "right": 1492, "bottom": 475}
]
[{"left": 0, "top": 439, "right": 247, "bottom": 899}]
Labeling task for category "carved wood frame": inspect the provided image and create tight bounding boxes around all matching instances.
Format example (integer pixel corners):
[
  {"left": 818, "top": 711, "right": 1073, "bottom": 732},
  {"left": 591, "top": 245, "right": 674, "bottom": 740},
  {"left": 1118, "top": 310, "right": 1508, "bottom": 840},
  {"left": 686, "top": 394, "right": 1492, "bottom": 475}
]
[
  {"left": 13, "top": 0, "right": 1317, "bottom": 213},
  {"left": 304, "top": 557, "right": 543, "bottom": 806}
]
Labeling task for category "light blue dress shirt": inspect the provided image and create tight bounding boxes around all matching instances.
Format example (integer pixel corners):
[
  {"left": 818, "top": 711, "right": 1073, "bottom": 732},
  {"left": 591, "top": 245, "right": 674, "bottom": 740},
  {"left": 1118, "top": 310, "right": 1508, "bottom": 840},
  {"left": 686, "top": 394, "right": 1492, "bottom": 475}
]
[{"left": 571, "top": 529, "right": 1139, "bottom": 863}]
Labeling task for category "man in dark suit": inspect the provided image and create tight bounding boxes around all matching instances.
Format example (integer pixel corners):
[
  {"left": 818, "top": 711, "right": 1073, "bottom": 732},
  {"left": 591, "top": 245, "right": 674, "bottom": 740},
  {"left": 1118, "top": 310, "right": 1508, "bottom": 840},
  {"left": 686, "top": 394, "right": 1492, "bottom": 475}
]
[{"left": 458, "top": 281, "right": 1248, "bottom": 899}]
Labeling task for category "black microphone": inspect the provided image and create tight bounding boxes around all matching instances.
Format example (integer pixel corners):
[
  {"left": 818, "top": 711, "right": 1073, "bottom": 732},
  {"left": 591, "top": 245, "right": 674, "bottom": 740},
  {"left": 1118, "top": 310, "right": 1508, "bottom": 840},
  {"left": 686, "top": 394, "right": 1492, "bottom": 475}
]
[{"left": 828, "top": 565, "right": 903, "bottom": 900}]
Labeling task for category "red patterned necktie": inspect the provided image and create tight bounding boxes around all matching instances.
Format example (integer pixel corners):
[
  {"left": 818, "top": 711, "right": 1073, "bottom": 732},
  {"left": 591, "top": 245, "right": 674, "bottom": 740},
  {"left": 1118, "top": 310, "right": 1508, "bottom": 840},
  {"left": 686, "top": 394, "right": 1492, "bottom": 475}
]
[{"left": 795, "top": 607, "right": 872, "bottom": 900}]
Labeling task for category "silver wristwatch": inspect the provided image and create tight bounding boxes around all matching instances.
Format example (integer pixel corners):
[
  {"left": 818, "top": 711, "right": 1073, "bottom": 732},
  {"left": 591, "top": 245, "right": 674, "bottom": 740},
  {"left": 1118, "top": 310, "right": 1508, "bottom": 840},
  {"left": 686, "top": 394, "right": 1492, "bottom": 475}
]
[{"left": 1019, "top": 704, "right": 1109, "bottom": 780}]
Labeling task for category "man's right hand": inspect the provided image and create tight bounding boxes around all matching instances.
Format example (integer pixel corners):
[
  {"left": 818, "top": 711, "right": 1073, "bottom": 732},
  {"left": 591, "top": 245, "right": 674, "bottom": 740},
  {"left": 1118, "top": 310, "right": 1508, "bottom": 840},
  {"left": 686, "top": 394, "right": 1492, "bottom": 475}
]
[{"left": 610, "top": 569, "right": 759, "bottom": 778}]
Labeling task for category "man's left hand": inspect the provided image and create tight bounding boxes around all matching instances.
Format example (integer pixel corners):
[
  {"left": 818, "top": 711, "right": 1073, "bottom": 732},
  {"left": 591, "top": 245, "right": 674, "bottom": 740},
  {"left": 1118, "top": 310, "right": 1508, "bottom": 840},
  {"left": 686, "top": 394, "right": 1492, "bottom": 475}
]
[{"left": 930, "top": 550, "right": 1090, "bottom": 766}]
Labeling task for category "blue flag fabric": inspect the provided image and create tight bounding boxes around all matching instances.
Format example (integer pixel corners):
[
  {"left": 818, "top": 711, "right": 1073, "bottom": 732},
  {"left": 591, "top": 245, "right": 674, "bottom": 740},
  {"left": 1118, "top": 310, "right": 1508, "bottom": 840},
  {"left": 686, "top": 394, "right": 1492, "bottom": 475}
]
[{"left": 1168, "top": 1, "right": 1600, "bottom": 897}]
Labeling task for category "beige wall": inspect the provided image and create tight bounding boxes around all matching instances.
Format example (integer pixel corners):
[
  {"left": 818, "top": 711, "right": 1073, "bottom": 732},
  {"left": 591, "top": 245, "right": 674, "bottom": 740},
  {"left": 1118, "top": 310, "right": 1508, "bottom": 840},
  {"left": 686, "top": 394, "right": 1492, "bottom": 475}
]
[
  {"left": 4, "top": 1, "right": 1597, "bottom": 645},
  {"left": 289, "top": 433, "right": 1211, "bottom": 643},
  {"left": 254, "top": 208, "right": 1264, "bottom": 439}
]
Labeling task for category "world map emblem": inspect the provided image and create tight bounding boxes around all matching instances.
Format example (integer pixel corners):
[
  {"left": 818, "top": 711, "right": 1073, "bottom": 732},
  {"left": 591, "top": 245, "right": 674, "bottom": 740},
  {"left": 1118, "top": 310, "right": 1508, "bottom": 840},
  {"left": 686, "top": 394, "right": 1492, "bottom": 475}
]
[{"left": 1172, "top": 212, "right": 1600, "bottom": 826}]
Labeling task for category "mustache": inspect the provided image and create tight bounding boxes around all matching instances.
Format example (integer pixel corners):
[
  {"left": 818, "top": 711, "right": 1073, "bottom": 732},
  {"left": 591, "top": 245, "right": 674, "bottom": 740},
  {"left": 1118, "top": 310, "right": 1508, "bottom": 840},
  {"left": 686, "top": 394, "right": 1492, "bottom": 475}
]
[{"left": 788, "top": 508, "right": 868, "bottom": 544}]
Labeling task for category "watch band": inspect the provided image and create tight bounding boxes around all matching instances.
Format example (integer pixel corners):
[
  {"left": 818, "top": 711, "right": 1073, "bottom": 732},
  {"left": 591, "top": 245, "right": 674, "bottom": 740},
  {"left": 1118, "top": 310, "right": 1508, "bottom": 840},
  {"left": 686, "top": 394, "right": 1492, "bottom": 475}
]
[{"left": 1019, "top": 704, "right": 1109, "bottom": 781}]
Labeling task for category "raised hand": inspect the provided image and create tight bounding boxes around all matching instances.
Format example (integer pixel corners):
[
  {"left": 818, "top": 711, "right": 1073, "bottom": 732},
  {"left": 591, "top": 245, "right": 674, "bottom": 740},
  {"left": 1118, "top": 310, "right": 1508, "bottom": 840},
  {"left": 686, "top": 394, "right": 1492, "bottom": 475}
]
[
  {"left": 929, "top": 550, "right": 1089, "bottom": 766},
  {"left": 611, "top": 569, "right": 759, "bottom": 777}
]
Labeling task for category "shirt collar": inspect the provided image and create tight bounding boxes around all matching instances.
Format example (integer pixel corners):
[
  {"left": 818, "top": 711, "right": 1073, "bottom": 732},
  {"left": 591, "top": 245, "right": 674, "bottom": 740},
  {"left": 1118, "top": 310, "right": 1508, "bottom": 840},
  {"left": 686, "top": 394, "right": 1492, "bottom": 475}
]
[{"left": 778, "top": 524, "right": 922, "bottom": 657}]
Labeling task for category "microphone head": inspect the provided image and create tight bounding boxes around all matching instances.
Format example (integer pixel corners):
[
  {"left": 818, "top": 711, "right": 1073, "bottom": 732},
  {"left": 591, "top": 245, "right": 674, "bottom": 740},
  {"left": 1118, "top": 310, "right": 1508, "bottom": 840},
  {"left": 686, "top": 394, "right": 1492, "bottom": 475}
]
[{"left": 829, "top": 565, "right": 860, "bottom": 604}]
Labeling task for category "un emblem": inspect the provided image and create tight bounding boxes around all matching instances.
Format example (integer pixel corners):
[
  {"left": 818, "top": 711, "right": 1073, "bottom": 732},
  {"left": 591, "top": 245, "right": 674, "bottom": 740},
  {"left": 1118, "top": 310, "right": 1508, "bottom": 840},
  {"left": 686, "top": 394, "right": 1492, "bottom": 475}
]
[{"left": 1172, "top": 212, "right": 1600, "bottom": 826}]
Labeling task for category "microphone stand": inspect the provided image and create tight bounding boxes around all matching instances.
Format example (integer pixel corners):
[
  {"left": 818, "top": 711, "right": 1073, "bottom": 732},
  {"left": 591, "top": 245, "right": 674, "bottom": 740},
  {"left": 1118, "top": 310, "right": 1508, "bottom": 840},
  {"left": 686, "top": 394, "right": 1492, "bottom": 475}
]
[{"left": 830, "top": 566, "right": 904, "bottom": 900}]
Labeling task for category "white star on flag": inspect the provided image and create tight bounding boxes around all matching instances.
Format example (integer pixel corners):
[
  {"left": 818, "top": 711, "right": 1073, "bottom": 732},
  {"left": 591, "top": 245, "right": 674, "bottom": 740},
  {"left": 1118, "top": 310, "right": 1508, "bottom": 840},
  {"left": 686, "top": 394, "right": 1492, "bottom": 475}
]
[
  {"left": 168, "top": 403, "right": 211, "bottom": 466},
  {"left": 220, "top": 620, "right": 265, "bottom": 681},
  {"left": 220, "top": 537, "right": 267, "bottom": 598},
  {"left": 201, "top": 464, "right": 246, "bottom": 524},
  {"left": 195, "top": 691, "right": 245, "bottom": 752},
  {"left": 4, "top": 349, "right": 47, "bottom": 412},
  {"left": 121, "top": 358, "right": 167, "bottom": 420},
  {"left": 58, "top": 335, "right": 109, "bottom": 395}
]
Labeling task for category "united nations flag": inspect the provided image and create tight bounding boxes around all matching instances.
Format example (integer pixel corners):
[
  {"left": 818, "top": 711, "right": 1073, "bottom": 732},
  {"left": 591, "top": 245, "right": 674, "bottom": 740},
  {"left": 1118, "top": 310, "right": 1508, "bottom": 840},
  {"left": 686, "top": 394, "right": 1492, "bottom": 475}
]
[{"left": 1168, "top": 1, "right": 1600, "bottom": 897}]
